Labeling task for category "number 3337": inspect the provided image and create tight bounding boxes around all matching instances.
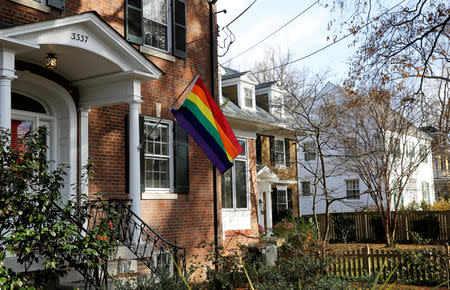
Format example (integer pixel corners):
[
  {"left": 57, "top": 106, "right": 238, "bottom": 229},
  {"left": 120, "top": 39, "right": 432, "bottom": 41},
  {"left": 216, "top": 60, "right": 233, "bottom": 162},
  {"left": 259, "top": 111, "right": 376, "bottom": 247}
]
[{"left": 71, "top": 33, "right": 89, "bottom": 43}]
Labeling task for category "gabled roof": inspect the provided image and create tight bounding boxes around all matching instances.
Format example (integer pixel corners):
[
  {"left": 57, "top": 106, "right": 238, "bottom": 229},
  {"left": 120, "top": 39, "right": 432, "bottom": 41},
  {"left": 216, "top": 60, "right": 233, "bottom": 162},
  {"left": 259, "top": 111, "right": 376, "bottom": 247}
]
[
  {"left": 222, "top": 97, "right": 288, "bottom": 129},
  {"left": 222, "top": 67, "right": 251, "bottom": 80},
  {"left": 255, "top": 81, "right": 278, "bottom": 90}
]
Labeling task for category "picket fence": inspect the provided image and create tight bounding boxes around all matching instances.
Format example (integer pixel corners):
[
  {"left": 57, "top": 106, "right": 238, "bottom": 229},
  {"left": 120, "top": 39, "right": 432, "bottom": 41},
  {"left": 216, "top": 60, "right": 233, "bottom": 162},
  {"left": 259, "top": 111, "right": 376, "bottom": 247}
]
[
  {"left": 328, "top": 245, "right": 450, "bottom": 285},
  {"left": 304, "top": 211, "right": 450, "bottom": 243}
]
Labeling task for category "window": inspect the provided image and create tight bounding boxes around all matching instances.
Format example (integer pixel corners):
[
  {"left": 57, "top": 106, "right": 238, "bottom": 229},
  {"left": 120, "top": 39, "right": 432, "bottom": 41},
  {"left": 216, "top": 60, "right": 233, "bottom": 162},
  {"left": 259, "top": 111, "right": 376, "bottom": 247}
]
[
  {"left": 243, "top": 87, "right": 253, "bottom": 108},
  {"left": 346, "top": 179, "right": 360, "bottom": 199},
  {"left": 222, "top": 139, "right": 248, "bottom": 209},
  {"left": 126, "top": 0, "right": 187, "bottom": 58},
  {"left": 421, "top": 181, "right": 430, "bottom": 203},
  {"left": 9, "top": 0, "right": 64, "bottom": 12},
  {"left": 419, "top": 144, "right": 428, "bottom": 163},
  {"left": 406, "top": 141, "right": 415, "bottom": 157},
  {"left": 276, "top": 188, "right": 288, "bottom": 209},
  {"left": 275, "top": 139, "right": 285, "bottom": 166},
  {"left": 301, "top": 181, "right": 311, "bottom": 196},
  {"left": 140, "top": 117, "right": 189, "bottom": 196},
  {"left": 143, "top": 0, "right": 169, "bottom": 51},
  {"left": 143, "top": 119, "right": 173, "bottom": 191},
  {"left": 303, "top": 141, "right": 316, "bottom": 161}
]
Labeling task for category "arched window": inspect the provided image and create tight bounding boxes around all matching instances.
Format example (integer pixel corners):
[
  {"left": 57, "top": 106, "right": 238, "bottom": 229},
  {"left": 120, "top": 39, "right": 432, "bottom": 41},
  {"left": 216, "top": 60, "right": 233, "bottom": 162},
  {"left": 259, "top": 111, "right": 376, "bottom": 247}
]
[{"left": 11, "top": 93, "right": 53, "bottom": 158}]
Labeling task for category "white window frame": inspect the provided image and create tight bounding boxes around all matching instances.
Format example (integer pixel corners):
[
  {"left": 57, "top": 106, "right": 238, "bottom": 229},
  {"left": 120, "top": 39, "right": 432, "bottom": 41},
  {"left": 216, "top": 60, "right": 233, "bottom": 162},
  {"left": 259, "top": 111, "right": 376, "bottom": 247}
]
[
  {"left": 274, "top": 138, "right": 285, "bottom": 167},
  {"left": 276, "top": 185, "right": 288, "bottom": 210},
  {"left": 222, "top": 138, "right": 249, "bottom": 211},
  {"left": 346, "top": 179, "right": 360, "bottom": 199},
  {"left": 142, "top": 117, "right": 174, "bottom": 195},
  {"left": 142, "top": 0, "right": 173, "bottom": 53},
  {"left": 9, "top": 0, "right": 50, "bottom": 13},
  {"left": 242, "top": 86, "right": 254, "bottom": 109},
  {"left": 11, "top": 93, "right": 56, "bottom": 166}
]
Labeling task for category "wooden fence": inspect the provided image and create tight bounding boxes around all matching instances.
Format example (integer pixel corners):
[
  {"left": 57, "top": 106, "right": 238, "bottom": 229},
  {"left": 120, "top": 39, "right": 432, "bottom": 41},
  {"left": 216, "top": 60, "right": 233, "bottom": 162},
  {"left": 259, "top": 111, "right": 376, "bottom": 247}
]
[
  {"left": 303, "top": 211, "right": 450, "bottom": 243},
  {"left": 328, "top": 244, "right": 450, "bottom": 285}
]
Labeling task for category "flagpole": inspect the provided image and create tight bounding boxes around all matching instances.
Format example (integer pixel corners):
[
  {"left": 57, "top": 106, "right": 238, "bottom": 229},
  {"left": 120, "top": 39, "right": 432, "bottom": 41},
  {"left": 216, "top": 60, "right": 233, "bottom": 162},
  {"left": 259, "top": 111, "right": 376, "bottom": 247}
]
[
  {"left": 208, "top": 0, "right": 220, "bottom": 270},
  {"left": 139, "top": 75, "right": 197, "bottom": 149}
]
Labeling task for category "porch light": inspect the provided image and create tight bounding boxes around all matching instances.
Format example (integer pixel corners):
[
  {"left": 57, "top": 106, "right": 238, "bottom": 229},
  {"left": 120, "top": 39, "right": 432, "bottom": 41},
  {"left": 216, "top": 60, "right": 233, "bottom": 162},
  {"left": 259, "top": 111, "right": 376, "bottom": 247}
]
[{"left": 45, "top": 54, "right": 57, "bottom": 69}]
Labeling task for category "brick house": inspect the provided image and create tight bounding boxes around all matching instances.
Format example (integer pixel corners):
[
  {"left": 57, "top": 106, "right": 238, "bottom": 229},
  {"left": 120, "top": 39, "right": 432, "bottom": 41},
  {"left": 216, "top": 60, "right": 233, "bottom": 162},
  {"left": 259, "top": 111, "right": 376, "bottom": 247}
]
[
  {"left": 219, "top": 66, "right": 299, "bottom": 248},
  {"left": 0, "top": 0, "right": 222, "bottom": 284}
]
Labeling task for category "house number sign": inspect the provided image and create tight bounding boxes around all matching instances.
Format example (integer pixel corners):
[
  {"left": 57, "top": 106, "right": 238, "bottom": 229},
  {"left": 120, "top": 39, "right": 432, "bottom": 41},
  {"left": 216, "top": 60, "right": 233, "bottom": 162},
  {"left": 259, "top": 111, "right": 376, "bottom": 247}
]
[{"left": 71, "top": 33, "right": 89, "bottom": 43}]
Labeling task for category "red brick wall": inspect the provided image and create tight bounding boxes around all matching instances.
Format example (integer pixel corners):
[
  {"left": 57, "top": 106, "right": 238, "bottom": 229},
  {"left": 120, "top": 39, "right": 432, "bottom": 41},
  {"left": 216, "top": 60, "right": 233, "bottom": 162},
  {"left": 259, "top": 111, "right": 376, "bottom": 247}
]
[{"left": 2, "top": 0, "right": 219, "bottom": 265}]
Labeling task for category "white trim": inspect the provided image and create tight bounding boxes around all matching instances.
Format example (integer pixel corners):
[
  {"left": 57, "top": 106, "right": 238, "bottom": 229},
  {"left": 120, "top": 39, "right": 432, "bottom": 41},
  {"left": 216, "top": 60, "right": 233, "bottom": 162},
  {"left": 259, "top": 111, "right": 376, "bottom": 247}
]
[
  {"left": 142, "top": 116, "right": 174, "bottom": 193},
  {"left": 142, "top": 192, "right": 178, "bottom": 200},
  {"left": 275, "top": 179, "right": 297, "bottom": 184},
  {"left": 12, "top": 71, "right": 77, "bottom": 202},
  {"left": 0, "top": 13, "right": 162, "bottom": 79},
  {"left": 140, "top": 45, "right": 176, "bottom": 62},
  {"left": 8, "top": 0, "right": 50, "bottom": 13}
]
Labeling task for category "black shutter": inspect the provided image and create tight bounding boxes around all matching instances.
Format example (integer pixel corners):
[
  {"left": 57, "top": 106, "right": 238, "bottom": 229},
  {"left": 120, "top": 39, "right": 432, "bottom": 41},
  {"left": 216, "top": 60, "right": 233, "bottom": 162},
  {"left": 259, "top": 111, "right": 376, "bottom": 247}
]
[
  {"left": 256, "top": 134, "right": 262, "bottom": 165},
  {"left": 125, "top": 0, "right": 143, "bottom": 45},
  {"left": 139, "top": 115, "right": 145, "bottom": 193},
  {"left": 269, "top": 135, "right": 275, "bottom": 166},
  {"left": 172, "top": 0, "right": 187, "bottom": 59},
  {"left": 284, "top": 138, "right": 291, "bottom": 167},
  {"left": 47, "top": 0, "right": 65, "bottom": 10},
  {"left": 174, "top": 122, "right": 189, "bottom": 193},
  {"left": 271, "top": 186, "right": 277, "bottom": 213},
  {"left": 287, "top": 187, "right": 293, "bottom": 210}
]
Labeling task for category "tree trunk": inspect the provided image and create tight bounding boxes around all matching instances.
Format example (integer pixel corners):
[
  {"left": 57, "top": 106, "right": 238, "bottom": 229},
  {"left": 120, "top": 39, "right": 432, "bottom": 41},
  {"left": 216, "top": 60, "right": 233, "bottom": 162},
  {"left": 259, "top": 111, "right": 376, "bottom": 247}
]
[{"left": 323, "top": 200, "right": 330, "bottom": 241}]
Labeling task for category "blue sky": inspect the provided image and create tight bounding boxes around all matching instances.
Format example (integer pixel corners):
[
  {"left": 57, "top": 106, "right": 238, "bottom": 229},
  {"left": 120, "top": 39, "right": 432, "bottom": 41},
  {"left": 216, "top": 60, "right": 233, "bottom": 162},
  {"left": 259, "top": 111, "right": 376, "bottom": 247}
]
[{"left": 216, "top": 0, "right": 357, "bottom": 84}]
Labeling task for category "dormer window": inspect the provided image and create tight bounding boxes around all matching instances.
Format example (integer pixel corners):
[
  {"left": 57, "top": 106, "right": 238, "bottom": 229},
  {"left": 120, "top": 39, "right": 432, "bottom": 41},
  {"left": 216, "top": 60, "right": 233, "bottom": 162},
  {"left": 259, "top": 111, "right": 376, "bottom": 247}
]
[{"left": 243, "top": 87, "right": 253, "bottom": 109}]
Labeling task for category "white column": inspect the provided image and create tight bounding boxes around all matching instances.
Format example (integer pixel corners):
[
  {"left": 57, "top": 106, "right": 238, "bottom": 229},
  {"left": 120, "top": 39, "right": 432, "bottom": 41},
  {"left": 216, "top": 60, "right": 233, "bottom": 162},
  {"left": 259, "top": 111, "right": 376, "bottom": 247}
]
[
  {"left": 0, "top": 48, "right": 16, "bottom": 130},
  {"left": 79, "top": 108, "right": 90, "bottom": 197},
  {"left": 129, "top": 101, "right": 141, "bottom": 218}
]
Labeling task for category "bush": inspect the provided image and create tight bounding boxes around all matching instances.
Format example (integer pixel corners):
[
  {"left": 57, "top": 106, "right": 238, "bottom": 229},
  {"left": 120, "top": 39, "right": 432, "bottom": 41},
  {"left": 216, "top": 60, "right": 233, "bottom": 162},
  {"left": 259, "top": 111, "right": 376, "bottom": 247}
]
[
  {"left": 0, "top": 128, "right": 120, "bottom": 287},
  {"left": 411, "top": 215, "right": 440, "bottom": 240},
  {"left": 429, "top": 199, "right": 450, "bottom": 211}
]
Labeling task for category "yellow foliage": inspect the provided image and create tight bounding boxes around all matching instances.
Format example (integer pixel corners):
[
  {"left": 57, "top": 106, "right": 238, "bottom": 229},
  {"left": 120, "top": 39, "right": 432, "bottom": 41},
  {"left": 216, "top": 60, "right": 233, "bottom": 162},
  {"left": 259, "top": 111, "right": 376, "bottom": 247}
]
[{"left": 429, "top": 199, "right": 450, "bottom": 211}]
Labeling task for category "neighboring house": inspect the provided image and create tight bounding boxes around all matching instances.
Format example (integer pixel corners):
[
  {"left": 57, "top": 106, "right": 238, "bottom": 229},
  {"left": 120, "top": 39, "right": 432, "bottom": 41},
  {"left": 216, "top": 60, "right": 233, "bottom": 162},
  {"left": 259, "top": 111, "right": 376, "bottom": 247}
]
[
  {"left": 219, "top": 66, "right": 298, "bottom": 247},
  {"left": 299, "top": 83, "right": 435, "bottom": 215},
  {"left": 422, "top": 127, "right": 450, "bottom": 200},
  {"left": 0, "top": 0, "right": 220, "bottom": 284}
]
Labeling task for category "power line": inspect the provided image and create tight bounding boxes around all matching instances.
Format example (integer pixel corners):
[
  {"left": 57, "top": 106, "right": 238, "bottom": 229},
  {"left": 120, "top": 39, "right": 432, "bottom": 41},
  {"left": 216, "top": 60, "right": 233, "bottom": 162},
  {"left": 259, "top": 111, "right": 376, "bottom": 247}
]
[
  {"left": 250, "top": 0, "right": 405, "bottom": 75},
  {"left": 221, "top": 0, "right": 319, "bottom": 65},
  {"left": 187, "top": 0, "right": 258, "bottom": 46},
  {"left": 224, "top": 0, "right": 257, "bottom": 28}
]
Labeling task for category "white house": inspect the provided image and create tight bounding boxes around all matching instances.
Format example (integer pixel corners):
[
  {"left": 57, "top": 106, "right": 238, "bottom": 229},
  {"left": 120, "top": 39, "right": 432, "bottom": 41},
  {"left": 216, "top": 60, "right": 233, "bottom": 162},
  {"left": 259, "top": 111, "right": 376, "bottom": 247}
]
[{"left": 299, "top": 83, "right": 435, "bottom": 215}]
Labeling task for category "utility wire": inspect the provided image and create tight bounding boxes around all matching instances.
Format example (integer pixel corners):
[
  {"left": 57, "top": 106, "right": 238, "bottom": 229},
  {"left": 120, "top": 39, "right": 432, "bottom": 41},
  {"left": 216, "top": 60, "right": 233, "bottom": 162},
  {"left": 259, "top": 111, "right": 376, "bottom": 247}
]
[
  {"left": 187, "top": 0, "right": 258, "bottom": 45},
  {"left": 221, "top": 0, "right": 319, "bottom": 65},
  {"left": 250, "top": 0, "right": 405, "bottom": 75}
]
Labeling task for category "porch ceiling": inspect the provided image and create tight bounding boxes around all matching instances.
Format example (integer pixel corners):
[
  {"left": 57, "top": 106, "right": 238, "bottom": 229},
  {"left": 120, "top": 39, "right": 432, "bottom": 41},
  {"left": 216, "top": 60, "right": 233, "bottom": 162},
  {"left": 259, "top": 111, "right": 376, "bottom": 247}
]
[{"left": 17, "top": 44, "right": 121, "bottom": 82}]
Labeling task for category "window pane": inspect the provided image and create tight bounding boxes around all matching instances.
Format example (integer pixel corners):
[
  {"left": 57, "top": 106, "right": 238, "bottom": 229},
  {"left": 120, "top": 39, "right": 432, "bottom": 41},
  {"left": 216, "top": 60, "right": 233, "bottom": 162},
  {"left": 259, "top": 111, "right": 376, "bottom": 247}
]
[
  {"left": 144, "top": 19, "right": 168, "bottom": 50},
  {"left": 143, "top": 0, "right": 167, "bottom": 24},
  {"left": 302, "top": 181, "right": 310, "bottom": 196},
  {"left": 12, "top": 93, "right": 46, "bottom": 114},
  {"left": 221, "top": 170, "right": 233, "bottom": 208},
  {"left": 235, "top": 160, "right": 247, "bottom": 208},
  {"left": 277, "top": 189, "right": 287, "bottom": 208},
  {"left": 238, "top": 139, "right": 246, "bottom": 157}
]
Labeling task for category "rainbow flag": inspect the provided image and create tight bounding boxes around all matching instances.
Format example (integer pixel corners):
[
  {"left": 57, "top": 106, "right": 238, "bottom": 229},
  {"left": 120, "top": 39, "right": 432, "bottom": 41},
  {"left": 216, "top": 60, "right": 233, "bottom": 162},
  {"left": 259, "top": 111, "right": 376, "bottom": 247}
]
[{"left": 171, "top": 75, "right": 243, "bottom": 173}]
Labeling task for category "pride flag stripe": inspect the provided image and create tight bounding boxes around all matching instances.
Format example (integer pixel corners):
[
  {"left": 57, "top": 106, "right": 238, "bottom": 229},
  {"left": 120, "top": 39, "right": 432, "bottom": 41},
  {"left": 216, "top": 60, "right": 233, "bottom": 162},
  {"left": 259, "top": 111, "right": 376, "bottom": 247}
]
[{"left": 171, "top": 75, "right": 242, "bottom": 173}]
